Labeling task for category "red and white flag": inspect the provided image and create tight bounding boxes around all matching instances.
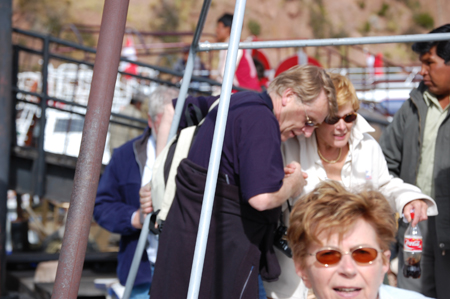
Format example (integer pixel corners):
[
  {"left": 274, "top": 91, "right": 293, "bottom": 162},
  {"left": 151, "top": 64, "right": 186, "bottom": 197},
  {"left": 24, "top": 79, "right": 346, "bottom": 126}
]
[{"left": 121, "top": 36, "right": 138, "bottom": 79}]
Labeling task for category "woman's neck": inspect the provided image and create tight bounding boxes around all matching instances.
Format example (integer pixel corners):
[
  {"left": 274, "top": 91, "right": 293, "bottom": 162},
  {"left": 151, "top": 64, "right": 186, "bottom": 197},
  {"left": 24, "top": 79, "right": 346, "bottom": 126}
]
[
  {"left": 316, "top": 137, "right": 343, "bottom": 160},
  {"left": 316, "top": 137, "right": 350, "bottom": 181}
]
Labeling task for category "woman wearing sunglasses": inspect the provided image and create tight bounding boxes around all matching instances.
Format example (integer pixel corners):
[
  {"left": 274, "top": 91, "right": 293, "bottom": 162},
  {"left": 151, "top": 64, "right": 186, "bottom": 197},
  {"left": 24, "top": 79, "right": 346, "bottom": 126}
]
[
  {"left": 287, "top": 180, "right": 433, "bottom": 299},
  {"left": 263, "top": 73, "right": 437, "bottom": 299}
]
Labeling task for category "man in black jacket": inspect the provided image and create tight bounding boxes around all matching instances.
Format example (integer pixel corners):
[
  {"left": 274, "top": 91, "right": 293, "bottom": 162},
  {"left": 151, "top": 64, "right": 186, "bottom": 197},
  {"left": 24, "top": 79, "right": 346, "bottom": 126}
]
[{"left": 380, "top": 24, "right": 450, "bottom": 298}]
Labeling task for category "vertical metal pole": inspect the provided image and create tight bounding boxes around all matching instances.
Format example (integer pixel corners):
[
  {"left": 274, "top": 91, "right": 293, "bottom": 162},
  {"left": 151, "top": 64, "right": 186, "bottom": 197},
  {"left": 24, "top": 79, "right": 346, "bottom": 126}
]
[
  {"left": 34, "top": 35, "right": 49, "bottom": 197},
  {"left": 187, "top": 0, "right": 247, "bottom": 297},
  {"left": 11, "top": 46, "right": 19, "bottom": 148},
  {"left": 51, "top": 1, "right": 130, "bottom": 298},
  {"left": 0, "top": 0, "right": 12, "bottom": 296},
  {"left": 122, "top": 213, "right": 151, "bottom": 299},
  {"left": 167, "top": 0, "right": 212, "bottom": 141}
]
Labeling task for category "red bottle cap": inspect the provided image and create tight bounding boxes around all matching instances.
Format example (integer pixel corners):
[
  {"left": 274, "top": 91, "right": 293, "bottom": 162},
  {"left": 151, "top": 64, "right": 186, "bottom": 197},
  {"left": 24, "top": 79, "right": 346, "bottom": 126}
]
[{"left": 411, "top": 212, "right": 415, "bottom": 220}]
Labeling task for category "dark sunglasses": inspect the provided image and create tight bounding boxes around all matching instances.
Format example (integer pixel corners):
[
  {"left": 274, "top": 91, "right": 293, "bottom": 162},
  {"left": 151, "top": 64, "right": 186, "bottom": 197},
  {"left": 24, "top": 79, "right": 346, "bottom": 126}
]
[
  {"left": 324, "top": 112, "right": 357, "bottom": 125},
  {"left": 308, "top": 246, "right": 382, "bottom": 267}
]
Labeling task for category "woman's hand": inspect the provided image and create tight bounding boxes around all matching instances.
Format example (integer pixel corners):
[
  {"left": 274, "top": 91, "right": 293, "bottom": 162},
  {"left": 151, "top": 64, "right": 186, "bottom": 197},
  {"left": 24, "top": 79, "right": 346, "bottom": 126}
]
[
  {"left": 131, "top": 209, "right": 143, "bottom": 229},
  {"left": 285, "top": 162, "right": 308, "bottom": 198},
  {"left": 284, "top": 163, "right": 308, "bottom": 178},
  {"left": 403, "top": 199, "right": 428, "bottom": 227},
  {"left": 139, "top": 183, "right": 154, "bottom": 215},
  {"left": 132, "top": 183, "right": 154, "bottom": 229},
  {"left": 284, "top": 163, "right": 295, "bottom": 177}
]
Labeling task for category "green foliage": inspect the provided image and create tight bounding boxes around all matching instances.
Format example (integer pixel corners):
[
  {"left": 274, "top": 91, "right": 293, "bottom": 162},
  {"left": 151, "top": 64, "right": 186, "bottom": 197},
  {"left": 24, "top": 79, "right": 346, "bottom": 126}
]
[
  {"left": 361, "top": 21, "right": 371, "bottom": 34},
  {"left": 413, "top": 12, "right": 434, "bottom": 30},
  {"left": 248, "top": 20, "right": 261, "bottom": 36},
  {"left": 149, "top": 2, "right": 180, "bottom": 43},
  {"left": 357, "top": 0, "right": 365, "bottom": 9},
  {"left": 81, "top": 33, "right": 96, "bottom": 48},
  {"left": 397, "top": 0, "right": 421, "bottom": 10},
  {"left": 309, "top": 0, "right": 330, "bottom": 39},
  {"left": 401, "top": 25, "right": 422, "bottom": 56},
  {"left": 158, "top": 54, "right": 179, "bottom": 69},
  {"left": 330, "top": 28, "right": 348, "bottom": 39},
  {"left": 16, "top": 0, "right": 73, "bottom": 35},
  {"left": 386, "top": 20, "right": 398, "bottom": 33},
  {"left": 377, "top": 3, "right": 389, "bottom": 17}
]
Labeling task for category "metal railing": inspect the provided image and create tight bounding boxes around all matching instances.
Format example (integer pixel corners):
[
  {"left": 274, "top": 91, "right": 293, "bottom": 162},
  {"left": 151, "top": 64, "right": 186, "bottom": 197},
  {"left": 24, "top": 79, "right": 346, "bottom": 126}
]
[
  {"left": 10, "top": 27, "right": 234, "bottom": 198},
  {"left": 5, "top": 0, "right": 450, "bottom": 297}
]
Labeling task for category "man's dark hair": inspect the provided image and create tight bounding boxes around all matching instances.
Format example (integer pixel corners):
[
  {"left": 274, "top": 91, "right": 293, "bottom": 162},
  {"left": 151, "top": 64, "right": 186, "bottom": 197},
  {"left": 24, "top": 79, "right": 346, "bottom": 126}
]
[
  {"left": 217, "top": 13, "right": 233, "bottom": 28},
  {"left": 412, "top": 23, "right": 450, "bottom": 64}
]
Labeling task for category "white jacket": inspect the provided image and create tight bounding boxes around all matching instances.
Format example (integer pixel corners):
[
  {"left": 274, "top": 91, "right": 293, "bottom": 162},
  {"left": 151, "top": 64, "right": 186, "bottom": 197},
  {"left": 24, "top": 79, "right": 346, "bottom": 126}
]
[
  {"left": 263, "top": 115, "right": 438, "bottom": 299},
  {"left": 379, "top": 284, "right": 434, "bottom": 299}
]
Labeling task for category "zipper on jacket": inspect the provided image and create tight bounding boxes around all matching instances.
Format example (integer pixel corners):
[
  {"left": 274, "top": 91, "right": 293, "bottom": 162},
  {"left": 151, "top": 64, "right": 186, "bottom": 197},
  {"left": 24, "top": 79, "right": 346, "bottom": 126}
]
[
  {"left": 410, "top": 94, "right": 422, "bottom": 186},
  {"left": 239, "top": 266, "right": 254, "bottom": 299}
]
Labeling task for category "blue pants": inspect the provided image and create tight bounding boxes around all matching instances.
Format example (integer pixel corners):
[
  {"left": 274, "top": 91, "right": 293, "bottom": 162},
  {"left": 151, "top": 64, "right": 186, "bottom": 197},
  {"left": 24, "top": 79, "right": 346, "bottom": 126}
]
[
  {"left": 130, "top": 282, "right": 151, "bottom": 299},
  {"left": 258, "top": 275, "right": 267, "bottom": 299},
  {"left": 130, "top": 262, "right": 155, "bottom": 299}
]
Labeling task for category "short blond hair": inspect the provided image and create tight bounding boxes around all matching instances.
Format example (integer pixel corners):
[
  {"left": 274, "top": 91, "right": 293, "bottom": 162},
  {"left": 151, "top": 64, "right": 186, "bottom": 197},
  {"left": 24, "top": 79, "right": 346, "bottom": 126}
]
[
  {"left": 327, "top": 72, "right": 360, "bottom": 111},
  {"left": 268, "top": 65, "right": 337, "bottom": 117},
  {"left": 287, "top": 181, "right": 396, "bottom": 268}
]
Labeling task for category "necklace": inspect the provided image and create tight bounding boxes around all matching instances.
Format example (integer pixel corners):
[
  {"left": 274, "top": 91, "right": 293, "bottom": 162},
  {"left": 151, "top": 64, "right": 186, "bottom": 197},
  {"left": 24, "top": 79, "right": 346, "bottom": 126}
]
[{"left": 318, "top": 147, "right": 342, "bottom": 164}]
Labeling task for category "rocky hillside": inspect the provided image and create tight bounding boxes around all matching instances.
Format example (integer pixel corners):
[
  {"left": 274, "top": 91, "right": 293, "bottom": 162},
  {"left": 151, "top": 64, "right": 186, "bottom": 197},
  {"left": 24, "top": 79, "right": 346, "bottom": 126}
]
[{"left": 12, "top": 0, "right": 449, "bottom": 69}]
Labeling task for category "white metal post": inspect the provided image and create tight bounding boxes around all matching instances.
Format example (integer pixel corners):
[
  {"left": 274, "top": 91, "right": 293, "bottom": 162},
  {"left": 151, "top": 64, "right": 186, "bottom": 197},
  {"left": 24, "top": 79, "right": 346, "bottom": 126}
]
[{"left": 186, "top": 0, "right": 247, "bottom": 297}]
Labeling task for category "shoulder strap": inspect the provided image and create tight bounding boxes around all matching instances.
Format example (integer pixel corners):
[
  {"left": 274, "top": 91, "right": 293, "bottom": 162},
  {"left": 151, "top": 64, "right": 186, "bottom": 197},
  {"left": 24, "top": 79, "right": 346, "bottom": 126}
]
[
  {"left": 157, "top": 125, "right": 196, "bottom": 221},
  {"left": 154, "top": 98, "right": 221, "bottom": 223},
  {"left": 198, "top": 99, "right": 220, "bottom": 126},
  {"left": 185, "top": 103, "right": 203, "bottom": 127},
  {"left": 151, "top": 134, "right": 177, "bottom": 212}
]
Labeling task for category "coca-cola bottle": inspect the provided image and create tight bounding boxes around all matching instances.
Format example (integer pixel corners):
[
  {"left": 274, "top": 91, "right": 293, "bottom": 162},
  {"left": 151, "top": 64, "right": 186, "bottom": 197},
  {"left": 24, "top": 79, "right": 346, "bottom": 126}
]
[{"left": 403, "top": 212, "right": 422, "bottom": 278}]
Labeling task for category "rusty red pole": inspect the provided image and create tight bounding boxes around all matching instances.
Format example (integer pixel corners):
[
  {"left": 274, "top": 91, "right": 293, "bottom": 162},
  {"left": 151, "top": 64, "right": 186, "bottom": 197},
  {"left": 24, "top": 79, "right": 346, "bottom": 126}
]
[{"left": 51, "top": 1, "right": 129, "bottom": 298}]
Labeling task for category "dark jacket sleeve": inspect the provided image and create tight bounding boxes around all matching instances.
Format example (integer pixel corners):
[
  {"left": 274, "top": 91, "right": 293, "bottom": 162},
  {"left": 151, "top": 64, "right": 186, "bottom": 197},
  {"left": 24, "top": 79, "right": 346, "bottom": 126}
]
[
  {"left": 94, "top": 147, "right": 141, "bottom": 236},
  {"left": 379, "top": 99, "right": 410, "bottom": 178}
]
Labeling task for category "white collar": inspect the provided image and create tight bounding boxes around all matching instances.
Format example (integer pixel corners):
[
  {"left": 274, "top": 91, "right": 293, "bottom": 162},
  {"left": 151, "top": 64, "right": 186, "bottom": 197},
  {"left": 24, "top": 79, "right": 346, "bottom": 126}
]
[{"left": 349, "top": 113, "right": 375, "bottom": 148}]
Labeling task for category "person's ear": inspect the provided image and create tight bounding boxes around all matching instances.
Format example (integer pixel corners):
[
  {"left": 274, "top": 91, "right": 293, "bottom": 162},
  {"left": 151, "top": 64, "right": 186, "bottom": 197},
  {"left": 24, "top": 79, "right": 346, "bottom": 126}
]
[
  {"left": 281, "top": 88, "right": 294, "bottom": 106},
  {"left": 295, "top": 260, "right": 312, "bottom": 288},
  {"left": 382, "top": 250, "right": 391, "bottom": 274}
]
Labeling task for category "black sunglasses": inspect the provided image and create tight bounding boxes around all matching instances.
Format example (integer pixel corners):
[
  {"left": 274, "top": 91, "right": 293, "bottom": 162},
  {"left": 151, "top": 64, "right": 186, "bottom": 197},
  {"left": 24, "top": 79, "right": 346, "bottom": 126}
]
[{"left": 324, "top": 112, "right": 357, "bottom": 125}]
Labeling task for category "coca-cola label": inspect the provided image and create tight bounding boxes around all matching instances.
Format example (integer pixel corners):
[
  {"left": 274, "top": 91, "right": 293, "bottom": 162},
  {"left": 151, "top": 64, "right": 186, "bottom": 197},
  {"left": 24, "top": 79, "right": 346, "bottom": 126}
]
[{"left": 404, "top": 237, "right": 423, "bottom": 252}]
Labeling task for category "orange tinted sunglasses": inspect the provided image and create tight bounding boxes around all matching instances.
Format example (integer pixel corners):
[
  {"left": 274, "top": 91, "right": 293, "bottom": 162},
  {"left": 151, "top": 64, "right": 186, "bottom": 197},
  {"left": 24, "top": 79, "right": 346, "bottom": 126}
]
[{"left": 309, "top": 246, "right": 383, "bottom": 267}]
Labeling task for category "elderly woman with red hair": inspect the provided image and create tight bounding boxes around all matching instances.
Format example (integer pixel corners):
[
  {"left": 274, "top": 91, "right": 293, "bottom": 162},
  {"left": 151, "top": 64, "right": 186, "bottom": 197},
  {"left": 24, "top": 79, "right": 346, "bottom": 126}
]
[{"left": 287, "top": 180, "right": 433, "bottom": 299}]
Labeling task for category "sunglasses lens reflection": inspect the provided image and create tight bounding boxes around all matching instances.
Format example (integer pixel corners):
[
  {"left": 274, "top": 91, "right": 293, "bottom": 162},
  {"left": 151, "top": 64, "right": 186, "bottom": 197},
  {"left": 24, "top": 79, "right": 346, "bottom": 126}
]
[
  {"left": 324, "top": 118, "right": 336, "bottom": 125},
  {"left": 344, "top": 113, "right": 357, "bottom": 123},
  {"left": 315, "top": 247, "right": 378, "bottom": 265},
  {"left": 352, "top": 247, "right": 378, "bottom": 263},
  {"left": 316, "top": 250, "right": 341, "bottom": 265},
  {"left": 325, "top": 113, "right": 357, "bottom": 125}
]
